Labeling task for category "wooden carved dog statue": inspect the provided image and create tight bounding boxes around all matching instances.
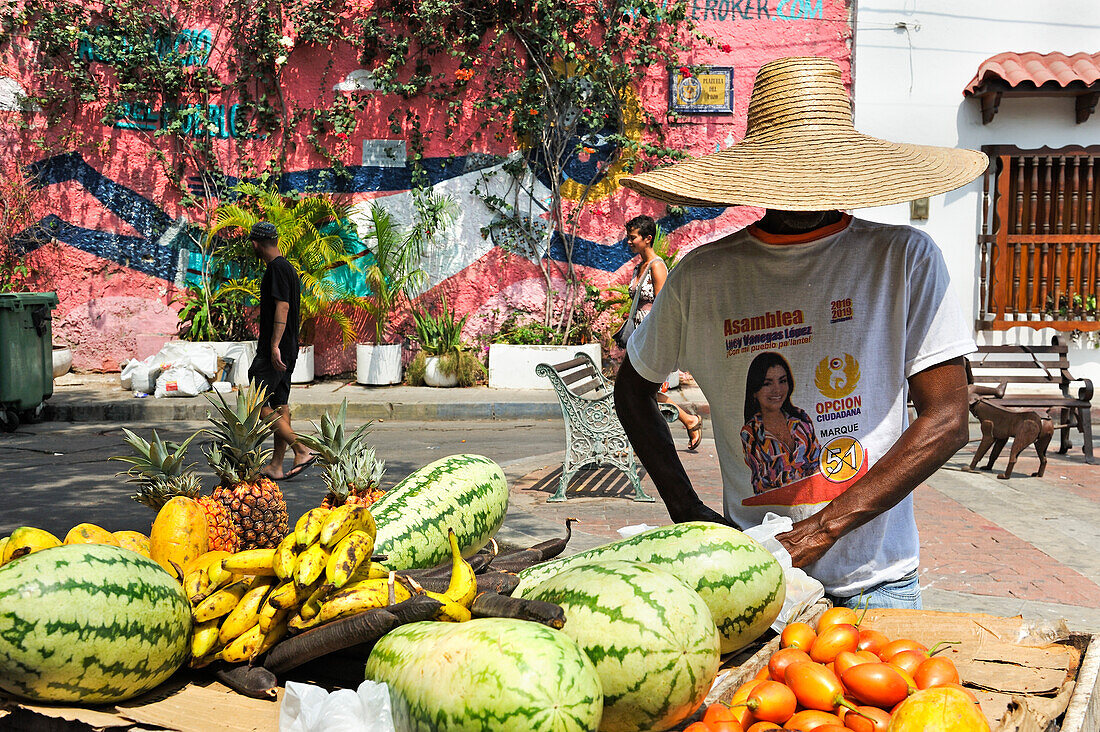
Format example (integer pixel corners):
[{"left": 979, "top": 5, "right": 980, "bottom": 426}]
[{"left": 967, "top": 384, "right": 1053, "bottom": 479}]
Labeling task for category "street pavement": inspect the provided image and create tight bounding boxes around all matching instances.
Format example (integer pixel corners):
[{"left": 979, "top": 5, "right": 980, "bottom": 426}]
[{"left": 3, "top": 372, "right": 1098, "bottom": 633}]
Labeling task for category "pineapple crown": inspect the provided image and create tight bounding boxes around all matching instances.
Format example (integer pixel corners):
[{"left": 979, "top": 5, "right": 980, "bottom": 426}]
[
  {"left": 201, "top": 382, "right": 278, "bottom": 484},
  {"left": 296, "top": 399, "right": 385, "bottom": 500},
  {"left": 110, "top": 428, "right": 203, "bottom": 509}
]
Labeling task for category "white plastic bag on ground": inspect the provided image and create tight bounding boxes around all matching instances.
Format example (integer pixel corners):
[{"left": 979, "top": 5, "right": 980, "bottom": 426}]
[
  {"left": 152, "top": 341, "right": 220, "bottom": 379},
  {"left": 744, "top": 512, "right": 825, "bottom": 631},
  {"left": 122, "top": 355, "right": 161, "bottom": 394},
  {"left": 154, "top": 366, "right": 211, "bottom": 398},
  {"left": 280, "top": 679, "right": 395, "bottom": 732}
]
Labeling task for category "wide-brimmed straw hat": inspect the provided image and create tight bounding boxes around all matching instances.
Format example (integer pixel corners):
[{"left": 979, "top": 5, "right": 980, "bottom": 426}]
[{"left": 620, "top": 57, "right": 988, "bottom": 211}]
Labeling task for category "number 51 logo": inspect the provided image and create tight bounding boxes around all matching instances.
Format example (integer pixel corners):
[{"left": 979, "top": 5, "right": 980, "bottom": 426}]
[{"left": 821, "top": 436, "right": 866, "bottom": 483}]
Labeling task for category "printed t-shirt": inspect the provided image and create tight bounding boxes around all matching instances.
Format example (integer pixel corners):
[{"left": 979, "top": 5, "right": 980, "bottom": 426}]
[
  {"left": 626, "top": 216, "right": 975, "bottom": 596},
  {"left": 258, "top": 256, "right": 301, "bottom": 363}
]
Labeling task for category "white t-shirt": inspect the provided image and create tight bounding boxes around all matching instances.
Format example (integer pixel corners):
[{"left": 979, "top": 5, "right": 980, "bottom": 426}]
[{"left": 627, "top": 216, "right": 975, "bottom": 596}]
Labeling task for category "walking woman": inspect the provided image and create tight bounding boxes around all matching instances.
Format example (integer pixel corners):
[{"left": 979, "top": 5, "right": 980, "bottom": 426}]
[{"left": 624, "top": 215, "right": 704, "bottom": 450}]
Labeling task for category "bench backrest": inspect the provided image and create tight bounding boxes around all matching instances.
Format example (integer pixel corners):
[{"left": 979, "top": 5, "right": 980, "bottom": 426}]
[
  {"left": 543, "top": 355, "right": 611, "bottom": 400},
  {"left": 967, "top": 335, "right": 1073, "bottom": 394}
]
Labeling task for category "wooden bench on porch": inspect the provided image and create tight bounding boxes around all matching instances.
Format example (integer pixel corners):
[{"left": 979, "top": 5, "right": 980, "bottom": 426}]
[
  {"left": 966, "top": 335, "right": 1095, "bottom": 463},
  {"left": 535, "top": 352, "right": 678, "bottom": 502}
]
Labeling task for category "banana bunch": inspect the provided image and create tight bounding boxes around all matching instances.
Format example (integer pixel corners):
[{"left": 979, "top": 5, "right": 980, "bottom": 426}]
[{"left": 404, "top": 529, "right": 478, "bottom": 623}]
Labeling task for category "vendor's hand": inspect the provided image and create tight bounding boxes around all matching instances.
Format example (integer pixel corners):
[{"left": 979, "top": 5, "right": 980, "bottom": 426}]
[
  {"left": 271, "top": 346, "right": 287, "bottom": 372},
  {"left": 777, "top": 514, "right": 836, "bottom": 568}
]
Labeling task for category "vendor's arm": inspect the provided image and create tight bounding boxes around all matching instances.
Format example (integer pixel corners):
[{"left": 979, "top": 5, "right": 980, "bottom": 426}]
[
  {"left": 270, "top": 300, "right": 289, "bottom": 371},
  {"left": 777, "top": 356, "right": 969, "bottom": 567},
  {"left": 614, "top": 355, "right": 727, "bottom": 524}
]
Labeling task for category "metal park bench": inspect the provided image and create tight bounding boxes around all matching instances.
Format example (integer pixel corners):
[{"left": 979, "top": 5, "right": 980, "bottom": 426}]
[
  {"left": 966, "top": 335, "right": 1095, "bottom": 464},
  {"left": 535, "top": 351, "right": 677, "bottom": 502}
]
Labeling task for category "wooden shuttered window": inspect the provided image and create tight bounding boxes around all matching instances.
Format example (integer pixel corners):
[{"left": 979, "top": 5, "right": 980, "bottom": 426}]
[{"left": 978, "top": 145, "right": 1100, "bottom": 331}]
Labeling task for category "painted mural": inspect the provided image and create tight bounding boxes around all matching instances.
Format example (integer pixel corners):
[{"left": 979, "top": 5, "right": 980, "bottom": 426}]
[{"left": 0, "top": 1, "right": 851, "bottom": 375}]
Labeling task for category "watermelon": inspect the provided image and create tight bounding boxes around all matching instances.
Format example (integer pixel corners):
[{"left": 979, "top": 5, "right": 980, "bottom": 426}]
[
  {"left": 365, "top": 617, "right": 603, "bottom": 732},
  {"left": 372, "top": 454, "right": 509, "bottom": 570},
  {"left": 514, "top": 521, "right": 785, "bottom": 654},
  {"left": 523, "top": 560, "right": 720, "bottom": 732},
  {"left": 0, "top": 543, "right": 192, "bottom": 703}
]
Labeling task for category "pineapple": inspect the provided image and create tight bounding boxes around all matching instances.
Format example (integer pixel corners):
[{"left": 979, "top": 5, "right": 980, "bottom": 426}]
[
  {"left": 296, "top": 399, "right": 387, "bottom": 508},
  {"left": 202, "top": 383, "right": 290, "bottom": 550},
  {"left": 113, "top": 428, "right": 239, "bottom": 553}
]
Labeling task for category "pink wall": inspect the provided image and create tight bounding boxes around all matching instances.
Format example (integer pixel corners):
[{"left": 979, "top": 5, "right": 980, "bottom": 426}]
[{"left": 0, "top": 1, "right": 852, "bottom": 374}]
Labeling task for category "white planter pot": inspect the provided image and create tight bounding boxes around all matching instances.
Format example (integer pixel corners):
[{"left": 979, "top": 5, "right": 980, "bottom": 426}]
[
  {"left": 52, "top": 345, "right": 72, "bottom": 379},
  {"left": 291, "top": 345, "right": 314, "bottom": 384},
  {"left": 204, "top": 341, "right": 258, "bottom": 386},
  {"left": 488, "top": 343, "right": 602, "bottom": 389},
  {"left": 423, "top": 356, "right": 459, "bottom": 387},
  {"left": 356, "top": 343, "right": 403, "bottom": 385}
]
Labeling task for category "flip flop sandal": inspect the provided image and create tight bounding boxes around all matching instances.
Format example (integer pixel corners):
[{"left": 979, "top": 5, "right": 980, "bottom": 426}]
[
  {"left": 282, "top": 455, "right": 318, "bottom": 481},
  {"left": 686, "top": 417, "right": 704, "bottom": 451}
]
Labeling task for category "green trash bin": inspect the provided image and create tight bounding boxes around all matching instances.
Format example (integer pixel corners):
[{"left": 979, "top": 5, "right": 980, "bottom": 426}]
[{"left": 0, "top": 292, "right": 59, "bottom": 430}]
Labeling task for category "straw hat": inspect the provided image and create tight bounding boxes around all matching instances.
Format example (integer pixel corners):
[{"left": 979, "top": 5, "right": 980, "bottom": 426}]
[{"left": 620, "top": 57, "right": 988, "bottom": 210}]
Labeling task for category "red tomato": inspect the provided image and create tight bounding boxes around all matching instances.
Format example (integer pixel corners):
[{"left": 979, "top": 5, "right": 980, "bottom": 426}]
[
  {"left": 781, "top": 621, "right": 818, "bottom": 650},
  {"left": 709, "top": 722, "right": 745, "bottom": 732},
  {"left": 744, "top": 681, "right": 797, "bottom": 724},
  {"left": 888, "top": 649, "right": 926, "bottom": 677},
  {"left": 814, "top": 726, "right": 852, "bottom": 732},
  {"left": 747, "top": 722, "right": 784, "bottom": 732},
  {"left": 843, "top": 705, "right": 892, "bottom": 732},
  {"left": 834, "top": 650, "right": 872, "bottom": 677},
  {"left": 705, "top": 703, "right": 742, "bottom": 724},
  {"left": 913, "top": 657, "right": 960, "bottom": 689},
  {"left": 784, "top": 662, "right": 849, "bottom": 713},
  {"left": 887, "top": 663, "right": 918, "bottom": 694},
  {"left": 755, "top": 666, "right": 772, "bottom": 680},
  {"left": 878, "top": 638, "right": 927, "bottom": 661},
  {"left": 856, "top": 629, "right": 889, "bottom": 656},
  {"left": 816, "top": 607, "right": 859, "bottom": 633},
  {"left": 810, "top": 624, "right": 860, "bottom": 664},
  {"left": 784, "top": 709, "right": 845, "bottom": 729},
  {"left": 840, "top": 663, "right": 910, "bottom": 708},
  {"left": 684, "top": 723, "right": 711, "bottom": 732},
  {"left": 769, "top": 647, "right": 812, "bottom": 684}
]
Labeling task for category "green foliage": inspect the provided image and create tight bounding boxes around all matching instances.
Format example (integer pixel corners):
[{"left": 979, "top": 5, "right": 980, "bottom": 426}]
[
  {"left": 410, "top": 296, "right": 467, "bottom": 357},
  {"left": 404, "top": 349, "right": 484, "bottom": 387}
]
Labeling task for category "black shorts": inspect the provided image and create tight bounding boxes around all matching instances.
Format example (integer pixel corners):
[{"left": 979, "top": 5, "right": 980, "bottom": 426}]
[{"left": 248, "top": 357, "right": 294, "bottom": 408}]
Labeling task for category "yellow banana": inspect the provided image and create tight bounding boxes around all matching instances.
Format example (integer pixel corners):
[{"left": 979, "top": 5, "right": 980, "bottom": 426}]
[
  {"left": 221, "top": 548, "right": 277, "bottom": 575},
  {"left": 184, "top": 551, "right": 233, "bottom": 602},
  {"left": 325, "top": 529, "right": 375, "bottom": 590},
  {"left": 318, "top": 504, "right": 377, "bottom": 549},
  {"left": 444, "top": 528, "right": 477, "bottom": 607},
  {"left": 266, "top": 577, "right": 323, "bottom": 611},
  {"left": 294, "top": 507, "right": 331, "bottom": 548},
  {"left": 218, "top": 623, "right": 263, "bottom": 663},
  {"left": 192, "top": 579, "right": 250, "bottom": 623},
  {"left": 299, "top": 582, "right": 332, "bottom": 622},
  {"left": 347, "top": 561, "right": 390, "bottom": 584},
  {"left": 3, "top": 527, "right": 62, "bottom": 563},
  {"left": 318, "top": 576, "right": 410, "bottom": 623},
  {"left": 184, "top": 550, "right": 231, "bottom": 578},
  {"left": 273, "top": 533, "right": 300, "bottom": 581},
  {"left": 191, "top": 619, "right": 222, "bottom": 658},
  {"left": 294, "top": 541, "right": 330, "bottom": 587},
  {"left": 424, "top": 590, "right": 473, "bottom": 622},
  {"left": 254, "top": 614, "right": 290, "bottom": 657},
  {"left": 288, "top": 610, "right": 323, "bottom": 633},
  {"left": 219, "top": 576, "right": 278, "bottom": 644},
  {"left": 259, "top": 605, "right": 290, "bottom": 635}
]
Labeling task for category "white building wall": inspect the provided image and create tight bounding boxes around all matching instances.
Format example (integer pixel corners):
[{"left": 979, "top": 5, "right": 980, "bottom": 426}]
[{"left": 851, "top": 1, "right": 1100, "bottom": 381}]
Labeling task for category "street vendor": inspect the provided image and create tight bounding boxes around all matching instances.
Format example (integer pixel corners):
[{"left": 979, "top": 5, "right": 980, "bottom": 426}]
[{"left": 614, "top": 56, "right": 986, "bottom": 610}]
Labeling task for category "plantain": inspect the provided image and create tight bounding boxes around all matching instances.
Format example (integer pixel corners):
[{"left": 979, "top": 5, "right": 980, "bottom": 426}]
[
  {"left": 424, "top": 590, "right": 473, "bottom": 622},
  {"left": 259, "top": 605, "right": 291, "bottom": 635},
  {"left": 318, "top": 504, "right": 377, "bottom": 549},
  {"left": 294, "top": 541, "right": 330, "bottom": 587},
  {"left": 317, "top": 576, "right": 410, "bottom": 623},
  {"left": 346, "top": 561, "right": 390, "bottom": 584},
  {"left": 325, "top": 529, "right": 375, "bottom": 590},
  {"left": 273, "top": 532, "right": 300, "bottom": 581},
  {"left": 184, "top": 551, "right": 233, "bottom": 603},
  {"left": 222, "top": 548, "right": 277, "bottom": 575},
  {"left": 294, "top": 507, "right": 331, "bottom": 548},
  {"left": 192, "top": 579, "right": 251, "bottom": 623},
  {"left": 218, "top": 623, "right": 263, "bottom": 663},
  {"left": 253, "top": 613, "right": 290, "bottom": 658},
  {"left": 443, "top": 528, "right": 477, "bottom": 607},
  {"left": 190, "top": 618, "right": 223, "bottom": 658},
  {"left": 219, "top": 575, "right": 278, "bottom": 644},
  {"left": 299, "top": 582, "right": 332, "bottom": 622}
]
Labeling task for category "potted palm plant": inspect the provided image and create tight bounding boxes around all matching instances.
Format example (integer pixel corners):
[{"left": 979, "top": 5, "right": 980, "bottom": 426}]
[
  {"left": 206, "top": 185, "right": 367, "bottom": 384},
  {"left": 406, "top": 296, "right": 484, "bottom": 387}
]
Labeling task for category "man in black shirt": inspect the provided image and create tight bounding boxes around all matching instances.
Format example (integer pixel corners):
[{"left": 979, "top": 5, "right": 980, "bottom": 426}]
[{"left": 247, "top": 221, "right": 316, "bottom": 480}]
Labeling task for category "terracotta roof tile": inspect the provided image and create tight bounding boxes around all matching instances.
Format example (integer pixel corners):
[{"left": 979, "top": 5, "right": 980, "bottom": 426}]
[{"left": 964, "top": 52, "right": 1100, "bottom": 96}]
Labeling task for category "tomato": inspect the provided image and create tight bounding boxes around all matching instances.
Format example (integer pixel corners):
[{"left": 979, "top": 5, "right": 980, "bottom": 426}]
[
  {"left": 834, "top": 650, "right": 872, "bottom": 677},
  {"left": 747, "top": 722, "right": 784, "bottom": 732},
  {"left": 878, "top": 638, "right": 927, "bottom": 661},
  {"left": 888, "top": 649, "right": 926, "bottom": 677},
  {"left": 709, "top": 722, "right": 745, "bottom": 732},
  {"left": 842, "top": 705, "right": 891, "bottom": 732},
  {"left": 742, "top": 681, "right": 797, "bottom": 724},
  {"left": 913, "top": 656, "right": 960, "bottom": 689},
  {"left": 856, "top": 629, "right": 889, "bottom": 656},
  {"left": 768, "top": 647, "right": 812, "bottom": 684},
  {"left": 814, "top": 726, "right": 851, "bottom": 732},
  {"left": 781, "top": 621, "right": 817, "bottom": 650},
  {"left": 684, "top": 723, "right": 711, "bottom": 732},
  {"left": 810, "top": 623, "right": 860, "bottom": 664},
  {"left": 705, "top": 703, "right": 742, "bottom": 724},
  {"left": 856, "top": 650, "right": 881, "bottom": 663},
  {"left": 887, "top": 663, "right": 919, "bottom": 694},
  {"left": 840, "top": 663, "right": 910, "bottom": 708},
  {"left": 784, "top": 662, "right": 857, "bottom": 715},
  {"left": 728, "top": 679, "right": 764, "bottom": 728},
  {"left": 816, "top": 606, "right": 859, "bottom": 633},
  {"left": 784, "top": 709, "right": 845, "bottom": 729},
  {"left": 755, "top": 666, "right": 772, "bottom": 680}
]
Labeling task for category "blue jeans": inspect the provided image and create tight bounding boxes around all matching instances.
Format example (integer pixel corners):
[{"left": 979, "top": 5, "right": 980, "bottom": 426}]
[{"left": 826, "top": 569, "right": 922, "bottom": 610}]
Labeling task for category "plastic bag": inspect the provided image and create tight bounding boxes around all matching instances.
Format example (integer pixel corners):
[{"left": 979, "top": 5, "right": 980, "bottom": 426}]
[
  {"left": 152, "top": 341, "right": 220, "bottom": 379},
  {"left": 280, "top": 679, "right": 395, "bottom": 732},
  {"left": 123, "top": 355, "right": 161, "bottom": 394},
  {"left": 154, "top": 366, "right": 211, "bottom": 398},
  {"left": 744, "top": 512, "right": 825, "bottom": 631}
]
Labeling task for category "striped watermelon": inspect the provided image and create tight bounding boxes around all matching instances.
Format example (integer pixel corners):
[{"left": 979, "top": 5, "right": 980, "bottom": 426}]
[
  {"left": 523, "top": 560, "right": 720, "bottom": 732},
  {"left": 515, "top": 522, "right": 785, "bottom": 654},
  {"left": 372, "top": 454, "right": 508, "bottom": 570},
  {"left": 365, "top": 617, "right": 603, "bottom": 732},
  {"left": 0, "top": 543, "right": 192, "bottom": 703}
]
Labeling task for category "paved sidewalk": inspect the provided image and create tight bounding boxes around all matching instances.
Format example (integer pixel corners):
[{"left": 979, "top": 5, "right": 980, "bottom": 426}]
[{"left": 32, "top": 372, "right": 1100, "bottom": 633}]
